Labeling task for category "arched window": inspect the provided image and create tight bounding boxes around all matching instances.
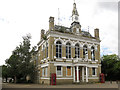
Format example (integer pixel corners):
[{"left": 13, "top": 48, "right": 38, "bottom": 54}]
[
  {"left": 56, "top": 41, "right": 62, "bottom": 58},
  {"left": 83, "top": 45, "right": 88, "bottom": 59},
  {"left": 91, "top": 46, "right": 95, "bottom": 60},
  {"left": 66, "top": 42, "right": 71, "bottom": 58},
  {"left": 75, "top": 43, "right": 80, "bottom": 58}
]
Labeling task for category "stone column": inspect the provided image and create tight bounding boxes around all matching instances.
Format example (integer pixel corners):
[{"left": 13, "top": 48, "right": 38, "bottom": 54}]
[
  {"left": 82, "top": 66, "right": 84, "bottom": 82},
  {"left": 77, "top": 66, "right": 79, "bottom": 82},
  {"left": 73, "top": 66, "right": 75, "bottom": 82},
  {"left": 86, "top": 66, "right": 88, "bottom": 82},
  {"left": 72, "top": 45, "right": 75, "bottom": 58},
  {"left": 80, "top": 46, "right": 83, "bottom": 58},
  {"left": 62, "top": 44, "right": 66, "bottom": 58},
  {"left": 88, "top": 48, "right": 91, "bottom": 61}
]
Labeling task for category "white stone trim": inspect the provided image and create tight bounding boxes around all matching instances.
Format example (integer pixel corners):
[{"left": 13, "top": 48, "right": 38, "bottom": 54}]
[
  {"left": 48, "top": 33, "right": 100, "bottom": 45},
  {"left": 95, "top": 45, "right": 98, "bottom": 51},
  {"left": 87, "top": 64, "right": 98, "bottom": 68},
  {"left": 92, "top": 68, "right": 97, "bottom": 76},
  {"left": 77, "top": 66, "right": 79, "bottom": 82},
  {"left": 53, "top": 62, "right": 99, "bottom": 67},
  {"left": 82, "top": 66, "right": 84, "bottom": 82},
  {"left": 74, "top": 41, "right": 81, "bottom": 47},
  {"left": 54, "top": 62, "right": 73, "bottom": 66},
  {"left": 56, "top": 58, "right": 63, "bottom": 61},
  {"left": 62, "top": 57, "right": 66, "bottom": 59},
  {"left": 54, "top": 56, "right": 56, "bottom": 59},
  {"left": 95, "top": 60, "right": 98, "bottom": 62},
  {"left": 66, "top": 59, "right": 72, "bottom": 62},
  {"left": 56, "top": 78, "right": 73, "bottom": 79},
  {"left": 41, "top": 77, "right": 50, "bottom": 80},
  {"left": 56, "top": 66, "right": 63, "bottom": 77},
  {"left": 54, "top": 38, "right": 64, "bottom": 45},
  {"left": 41, "top": 63, "right": 49, "bottom": 68},
  {"left": 91, "top": 61, "right": 97, "bottom": 64},
  {"left": 88, "top": 59, "right": 91, "bottom": 61},
  {"left": 88, "top": 77, "right": 99, "bottom": 79},
  {"left": 65, "top": 40, "right": 73, "bottom": 45},
  {"left": 86, "top": 66, "right": 88, "bottom": 82}
]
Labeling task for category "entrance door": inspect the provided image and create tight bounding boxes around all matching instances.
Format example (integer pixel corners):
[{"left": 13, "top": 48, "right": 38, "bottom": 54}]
[{"left": 75, "top": 69, "right": 77, "bottom": 81}]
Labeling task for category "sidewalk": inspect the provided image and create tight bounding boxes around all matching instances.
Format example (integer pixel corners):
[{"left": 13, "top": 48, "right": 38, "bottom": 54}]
[{"left": 2, "top": 82, "right": 119, "bottom": 88}]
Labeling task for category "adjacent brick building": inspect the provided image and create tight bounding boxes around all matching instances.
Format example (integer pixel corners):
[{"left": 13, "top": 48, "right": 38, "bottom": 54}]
[{"left": 34, "top": 2, "right": 101, "bottom": 85}]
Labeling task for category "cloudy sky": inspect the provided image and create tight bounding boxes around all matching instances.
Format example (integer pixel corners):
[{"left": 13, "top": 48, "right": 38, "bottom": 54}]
[{"left": 0, "top": 0, "right": 118, "bottom": 65}]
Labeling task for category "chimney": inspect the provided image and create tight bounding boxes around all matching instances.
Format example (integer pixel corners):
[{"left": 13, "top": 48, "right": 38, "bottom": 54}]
[
  {"left": 49, "top": 17, "right": 54, "bottom": 31},
  {"left": 40, "top": 29, "right": 45, "bottom": 40},
  {"left": 94, "top": 28, "right": 99, "bottom": 39}
]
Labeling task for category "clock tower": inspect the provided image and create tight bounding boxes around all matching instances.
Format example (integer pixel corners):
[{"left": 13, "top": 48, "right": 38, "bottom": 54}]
[
  {"left": 72, "top": 2, "right": 79, "bottom": 22},
  {"left": 71, "top": 2, "right": 81, "bottom": 34}
]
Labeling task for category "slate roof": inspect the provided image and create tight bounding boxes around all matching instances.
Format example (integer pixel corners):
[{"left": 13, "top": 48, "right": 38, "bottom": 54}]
[{"left": 54, "top": 25, "right": 93, "bottom": 37}]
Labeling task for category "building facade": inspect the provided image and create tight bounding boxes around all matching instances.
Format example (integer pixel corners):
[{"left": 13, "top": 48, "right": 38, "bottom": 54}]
[{"left": 35, "top": 2, "right": 101, "bottom": 85}]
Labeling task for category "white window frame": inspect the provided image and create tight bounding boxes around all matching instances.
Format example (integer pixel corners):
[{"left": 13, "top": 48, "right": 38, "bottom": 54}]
[
  {"left": 45, "top": 67, "right": 48, "bottom": 77},
  {"left": 91, "top": 46, "right": 95, "bottom": 61},
  {"left": 42, "top": 68, "right": 44, "bottom": 77},
  {"left": 66, "top": 43, "right": 71, "bottom": 59},
  {"left": 83, "top": 45, "right": 88, "bottom": 59},
  {"left": 76, "top": 28, "right": 79, "bottom": 33},
  {"left": 92, "top": 67, "right": 97, "bottom": 76},
  {"left": 66, "top": 66, "right": 72, "bottom": 77},
  {"left": 56, "top": 41, "right": 62, "bottom": 58},
  {"left": 56, "top": 66, "right": 63, "bottom": 76},
  {"left": 75, "top": 44, "right": 80, "bottom": 58}
]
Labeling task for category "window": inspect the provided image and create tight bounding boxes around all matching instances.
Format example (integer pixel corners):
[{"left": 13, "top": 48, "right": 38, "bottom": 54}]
[
  {"left": 83, "top": 45, "right": 88, "bottom": 59},
  {"left": 66, "top": 66, "right": 72, "bottom": 76},
  {"left": 45, "top": 67, "right": 48, "bottom": 77},
  {"left": 92, "top": 68, "right": 96, "bottom": 76},
  {"left": 42, "top": 68, "right": 44, "bottom": 76},
  {"left": 56, "top": 41, "right": 62, "bottom": 58},
  {"left": 76, "top": 28, "right": 79, "bottom": 33},
  {"left": 75, "top": 44, "right": 80, "bottom": 58},
  {"left": 91, "top": 46, "right": 95, "bottom": 60},
  {"left": 57, "top": 66, "right": 62, "bottom": 76},
  {"left": 66, "top": 42, "right": 71, "bottom": 58}
]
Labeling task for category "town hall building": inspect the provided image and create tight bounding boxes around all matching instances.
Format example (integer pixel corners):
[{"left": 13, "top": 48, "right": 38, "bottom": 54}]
[{"left": 34, "top": 2, "right": 101, "bottom": 85}]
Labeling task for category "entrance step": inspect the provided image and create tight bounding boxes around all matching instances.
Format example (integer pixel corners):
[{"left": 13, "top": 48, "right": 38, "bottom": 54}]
[{"left": 73, "top": 82, "right": 87, "bottom": 85}]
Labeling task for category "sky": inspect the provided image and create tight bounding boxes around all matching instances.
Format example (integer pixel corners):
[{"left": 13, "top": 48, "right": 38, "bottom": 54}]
[{"left": 0, "top": 0, "right": 119, "bottom": 65}]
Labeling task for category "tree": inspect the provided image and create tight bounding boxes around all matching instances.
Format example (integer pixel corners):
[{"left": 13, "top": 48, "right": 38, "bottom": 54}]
[
  {"left": 2, "top": 65, "right": 9, "bottom": 82},
  {"left": 6, "top": 34, "right": 36, "bottom": 83},
  {"left": 101, "top": 54, "right": 120, "bottom": 81}
]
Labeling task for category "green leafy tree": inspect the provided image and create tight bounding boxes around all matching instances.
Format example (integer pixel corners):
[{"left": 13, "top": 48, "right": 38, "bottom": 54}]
[
  {"left": 6, "top": 34, "right": 36, "bottom": 83},
  {"left": 2, "top": 65, "right": 9, "bottom": 82},
  {"left": 101, "top": 54, "right": 120, "bottom": 80}
]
